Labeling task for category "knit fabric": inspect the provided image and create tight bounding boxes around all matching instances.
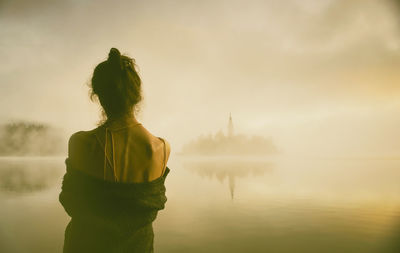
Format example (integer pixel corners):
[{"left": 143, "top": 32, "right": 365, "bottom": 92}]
[{"left": 59, "top": 158, "right": 170, "bottom": 253}]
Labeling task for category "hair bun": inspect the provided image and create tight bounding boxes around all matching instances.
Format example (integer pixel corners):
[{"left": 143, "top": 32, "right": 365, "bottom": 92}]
[
  {"left": 108, "top": 48, "right": 121, "bottom": 67},
  {"left": 108, "top": 47, "right": 121, "bottom": 58}
]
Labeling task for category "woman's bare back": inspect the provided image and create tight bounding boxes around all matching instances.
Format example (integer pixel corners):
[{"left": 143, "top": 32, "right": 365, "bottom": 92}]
[{"left": 68, "top": 120, "right": 171, "bottom": 183}]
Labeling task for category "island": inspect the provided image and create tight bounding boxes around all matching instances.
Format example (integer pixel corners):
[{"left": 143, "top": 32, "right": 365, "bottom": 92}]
[
  {"left": 181, "top": 114, "right": 278, "bottom": 156},
  {"left": 0, "top": 121, "right": 65, "bottom": 156}
]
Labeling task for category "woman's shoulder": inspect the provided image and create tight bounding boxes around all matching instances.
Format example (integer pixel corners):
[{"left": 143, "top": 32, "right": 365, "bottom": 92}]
[
  {"left": 138, "top": 125, "right": 171, "bottom": 154},
  {"left": 67, "top": 128, "right": 104, "bottom": 176},
  {"left": 157, "top": 137, "right": 171, "bottom": 159},
  {"left": 67, "top": 128, "right": 100, "bottom": 154},
  {"left": 69, "top": 127, "right": 101, "bottom": 141}
]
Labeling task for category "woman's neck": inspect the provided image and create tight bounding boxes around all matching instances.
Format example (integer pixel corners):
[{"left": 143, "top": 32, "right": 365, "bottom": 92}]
[{"left": 104, "top": 114, "right": 139, "bottom": 127}]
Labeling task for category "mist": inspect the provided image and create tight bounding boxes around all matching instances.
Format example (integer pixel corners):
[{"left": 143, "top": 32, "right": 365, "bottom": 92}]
[{"left": 1, "top": 0, "right": 400, "bottom": 157}]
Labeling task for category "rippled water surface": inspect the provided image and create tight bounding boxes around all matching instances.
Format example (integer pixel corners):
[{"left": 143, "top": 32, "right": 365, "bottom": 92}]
[{"left": 0, "top": 156, "right": 399, "bottom": 252}]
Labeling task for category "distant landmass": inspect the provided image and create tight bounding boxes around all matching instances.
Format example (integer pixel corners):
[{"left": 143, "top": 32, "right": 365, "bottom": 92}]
[
  {"left": 0, "top": 121, "right": 65, "bottom": 156},
  {"left": 181, "top": 114, "right": 278, "bottom": 156}
]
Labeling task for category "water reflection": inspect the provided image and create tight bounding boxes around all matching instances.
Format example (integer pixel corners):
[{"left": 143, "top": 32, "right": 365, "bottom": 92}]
[
  {"left": 183, "top": 158, "right": 274, "bottom": 199},
  {"left": 0, "top": 157, "right": 399, "bottom": 252},
  {"left": 0, "top": 158, "right": 64, "bottom": 194}
]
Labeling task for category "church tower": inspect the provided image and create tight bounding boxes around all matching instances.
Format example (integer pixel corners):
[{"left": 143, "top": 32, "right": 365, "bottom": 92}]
[{"left": 228, "top": 113, "right": 234, "bottom": 137}]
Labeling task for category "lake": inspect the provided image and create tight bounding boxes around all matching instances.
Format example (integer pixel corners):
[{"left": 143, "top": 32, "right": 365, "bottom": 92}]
[{"left": 0, "top": 156, "right": 399, "bottom": 252}]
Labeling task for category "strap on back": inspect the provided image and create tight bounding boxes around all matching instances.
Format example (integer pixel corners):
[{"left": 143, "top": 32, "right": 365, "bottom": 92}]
[
  {"left": 103, "top": 128, "right": 119, "bottom": 182},
  {"left": 159, "top": 137, "right": 167, "bottom": 177},
  {"left": 102, "top": 123, "right": 141, "bottom": 182},
  {"left": 97, "top": 125, "right": 166, "bottom": 181}
]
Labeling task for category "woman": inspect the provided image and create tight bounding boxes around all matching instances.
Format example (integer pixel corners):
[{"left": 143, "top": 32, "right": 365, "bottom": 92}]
[{"left": 59, "top": 48, "right": 171, "bottom": 253}]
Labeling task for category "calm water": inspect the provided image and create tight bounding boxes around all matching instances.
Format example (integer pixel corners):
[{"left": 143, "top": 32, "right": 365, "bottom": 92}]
[{"left": 0, "top": 156, "right": 399, "bottom": 252}]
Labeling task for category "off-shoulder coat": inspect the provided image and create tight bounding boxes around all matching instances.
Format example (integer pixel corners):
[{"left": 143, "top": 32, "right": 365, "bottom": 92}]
[{"left": 59, "top": 158, "right": 170, "bottom": 253}]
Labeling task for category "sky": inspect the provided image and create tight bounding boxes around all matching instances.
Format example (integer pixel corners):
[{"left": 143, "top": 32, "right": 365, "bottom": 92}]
[{"left": 1, "top": 0, "right": 400, "bottom": 156}]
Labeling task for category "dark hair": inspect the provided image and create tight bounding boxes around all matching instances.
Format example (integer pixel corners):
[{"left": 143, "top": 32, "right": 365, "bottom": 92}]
[{"left": 90, "top": 48, "right": 142, "bottom": 121}]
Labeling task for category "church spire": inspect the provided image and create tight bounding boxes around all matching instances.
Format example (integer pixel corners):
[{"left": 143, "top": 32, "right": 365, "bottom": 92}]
[{"left": 228, "top": 113, "right": 234, "bottom": 137}]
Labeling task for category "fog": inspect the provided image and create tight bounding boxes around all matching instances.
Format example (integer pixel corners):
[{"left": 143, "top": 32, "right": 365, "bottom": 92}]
[
  {"left": 0, "top": 122, "right": 65, "bottom": 156},
  {"left": 1, "top": 0, "right": 400, "bottom": 157}
]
